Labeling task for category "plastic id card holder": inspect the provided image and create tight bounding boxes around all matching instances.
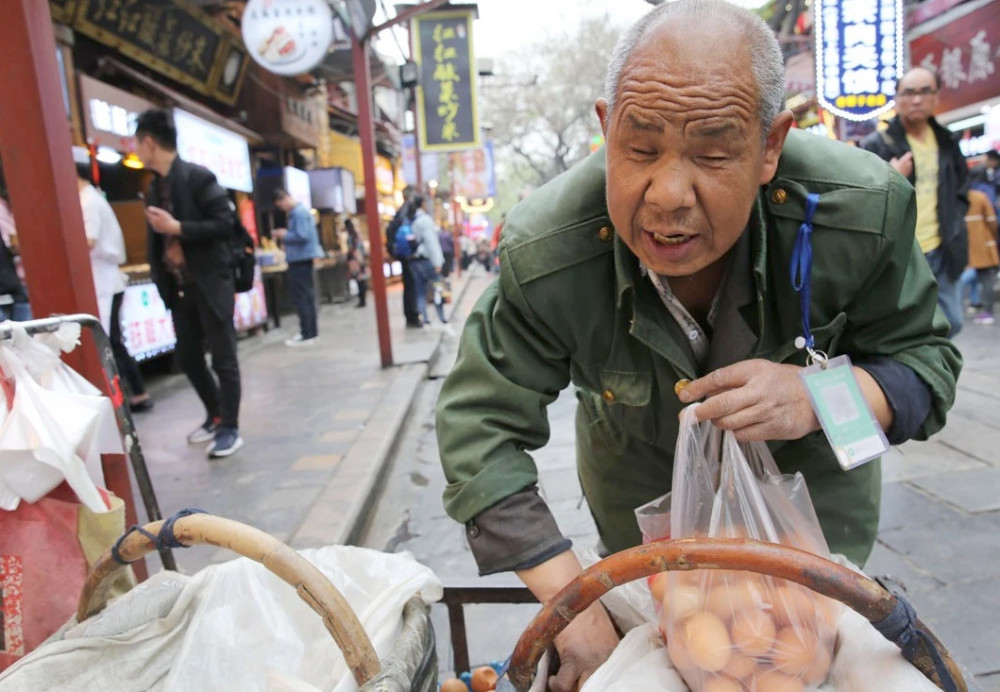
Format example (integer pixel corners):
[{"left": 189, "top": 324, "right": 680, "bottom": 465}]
[{"left": 799, "top": 355, "right": 890, "bottom": 470}]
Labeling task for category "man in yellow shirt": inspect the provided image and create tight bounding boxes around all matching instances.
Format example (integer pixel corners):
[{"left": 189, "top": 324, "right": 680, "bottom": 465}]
[{"left": 862, "top": 68, "right": 970, "bottom": 337}]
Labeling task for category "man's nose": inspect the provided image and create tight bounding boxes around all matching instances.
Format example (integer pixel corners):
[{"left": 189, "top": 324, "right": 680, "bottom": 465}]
[{"left": 644, "top": 160, "right": 696, "bottom": 212}]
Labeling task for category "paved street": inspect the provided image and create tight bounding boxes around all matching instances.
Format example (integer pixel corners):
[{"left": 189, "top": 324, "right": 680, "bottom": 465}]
[{"left": 364, "top": 276, "right": 1000, "bottom": 690}]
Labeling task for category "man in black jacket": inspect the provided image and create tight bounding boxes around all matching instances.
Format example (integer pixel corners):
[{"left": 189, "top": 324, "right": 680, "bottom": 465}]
[
  {"left": 135, "top": 109, "right": 243, "bottom": 458},
  {"left": 861, "top": 67, "right": 969, "bottom": 337}
]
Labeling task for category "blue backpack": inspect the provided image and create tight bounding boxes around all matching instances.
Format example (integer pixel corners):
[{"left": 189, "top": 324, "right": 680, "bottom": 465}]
[{"left": 393, "top": 222, "right": 417, "bottom": 259}]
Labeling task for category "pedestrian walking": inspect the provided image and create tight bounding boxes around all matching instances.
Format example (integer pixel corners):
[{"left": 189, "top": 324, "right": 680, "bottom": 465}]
[
  {"left": 407, "top": 196, "right": 444, "bottom": 326},
  {"left": 135, "top": 108, "right": 243, "bottom": 459},
  {"left": 75, "top": 154, "right": 151, "bottom": 411},
  {"left": 966, "top": 167, "right": 999, "bottom": 325},
  {"left": 437, "top": 2, "right": 960, "bottom": 686},
  {"left": 386, "top": 187, "right": 421, "bottom": 327},
  {"left": 272, "top": 189, "right": 323, "bottom": 345},
  {"left": 345, "top": 218, "right": 368, "bottom": 308},
  {"left": 861, "top": 67, "right": 969, "bottom": 337}
]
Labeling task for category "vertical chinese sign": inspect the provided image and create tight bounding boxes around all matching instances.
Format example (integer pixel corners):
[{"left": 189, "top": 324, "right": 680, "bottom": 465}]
[
  {"left": 909, "top": 1, "right": 999, "bottom": 117},
  {"left": 815, "top": 0, "right": 903, "bottom": 121},
  {"left": 413, "top": 10, "right": 480, "bottom": 151}
]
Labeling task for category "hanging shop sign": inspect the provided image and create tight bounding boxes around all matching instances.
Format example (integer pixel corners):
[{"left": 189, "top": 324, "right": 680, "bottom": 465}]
[
  {"left": 173, "top": 108, "right": 254, "bottom": 193},
  {"left": 241, "top": 0, "right": 334, "bottom": 77},
  {"left": 413, "top": 10, "right": 480, "bottom": 151},
  {"left": 78, "top": 75, "right": 155, "bottom": 153},
  {"left": 815, "top": 0, "right": 903, "bottom": 121},
  {"left": 910, "top": 0, "right": 999, "bottom": 116},
  {"left": 70, "top": 0, "right": 250, "bottom": 105},
  {"left": 450, "top": 142, "right": 496, "bottom": 200}
]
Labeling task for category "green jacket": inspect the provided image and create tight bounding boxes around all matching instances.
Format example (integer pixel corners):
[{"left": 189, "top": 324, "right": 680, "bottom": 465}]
[{"left": 436, "top": 130, "right": 962, "bottom": 567}]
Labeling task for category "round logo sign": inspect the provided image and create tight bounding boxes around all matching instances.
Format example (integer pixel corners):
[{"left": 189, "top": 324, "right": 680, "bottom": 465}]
[{"left": 242, "top": 0, "right": 334, "bottom": 76}]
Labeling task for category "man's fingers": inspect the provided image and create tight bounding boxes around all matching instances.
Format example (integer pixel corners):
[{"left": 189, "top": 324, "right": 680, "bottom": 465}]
[
  {"left": 693, "top": 386, "right": 758, "bottom": 422},
  {"left": 548, "top": 660, "right": 581, "bottom": 692},
  {"left": 708, "top": 402, "right": 771, "bottom": 432},
  {"left": 731, "top": 422, "right": 776, "bottom": 443},
  {"left": 680, "top": 362, "right": 755, "bottom": 402}
]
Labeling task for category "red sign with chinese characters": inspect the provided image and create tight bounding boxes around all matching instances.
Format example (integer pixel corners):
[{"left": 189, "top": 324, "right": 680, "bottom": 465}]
[{"left": 909, "top": 1, "right": 1000, "bottom": 114}]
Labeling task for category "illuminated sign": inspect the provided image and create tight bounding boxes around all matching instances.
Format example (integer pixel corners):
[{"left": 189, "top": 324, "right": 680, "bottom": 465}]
[
  {"left": 241, "top": 0, "right": 334, "bottom": 77},
  {"left": 173, "top": 108, "right": 254, "bottom": 192},
  {"left": 413, "top": 10, "right": 480, "bottom": 151},
  {"left": 815, "top": 0, "right": 903, "bottom": 121},
  {"left": 120, "top": 283, "right": 177, "bottom": 361}
]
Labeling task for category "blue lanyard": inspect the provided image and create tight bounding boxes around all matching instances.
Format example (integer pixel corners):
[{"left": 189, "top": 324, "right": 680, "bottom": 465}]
[{"left": 790, "top": 193, "right": 820, "bottom": 350}]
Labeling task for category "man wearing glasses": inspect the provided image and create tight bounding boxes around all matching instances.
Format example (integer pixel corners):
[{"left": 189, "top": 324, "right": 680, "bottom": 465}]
[{"left": 862, "top": 67, "right": 969, "bottom": 337}]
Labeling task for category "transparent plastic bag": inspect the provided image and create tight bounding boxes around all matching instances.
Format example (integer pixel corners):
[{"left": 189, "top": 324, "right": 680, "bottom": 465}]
[{"left": 639, "top": 405, "right": 841, "bottom": 691}]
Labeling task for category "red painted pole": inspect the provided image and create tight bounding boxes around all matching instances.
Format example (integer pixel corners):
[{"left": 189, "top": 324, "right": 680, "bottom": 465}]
[
  {"left": 0, "top": 0, "right": 146, "bottom": 578},
  {"left": 352, "top": 36, "right": 394, "bottom": 368}
]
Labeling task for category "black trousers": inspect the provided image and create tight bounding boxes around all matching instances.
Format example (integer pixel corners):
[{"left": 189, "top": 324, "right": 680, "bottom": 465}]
[
  {"left": 109, "top": 291, "right": 145, "bottom": 396},
  {"left": 287, "top": 260, "right": 318, "bottom": 339},
  {"left": 400, "top": 258, "right": 419, "bottom": 324},
  {"left": 171, "top": 282, "right": 241, "bottom": 428}
]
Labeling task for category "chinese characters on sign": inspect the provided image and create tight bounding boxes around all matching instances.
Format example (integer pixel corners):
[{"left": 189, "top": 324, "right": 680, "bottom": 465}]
[
  {"left": 240, "top": 0, "right": 334, "bottom": 77},
  {"left": 120, "top": 283, "right": 177, "bottom": 361},
  {"left": 173, "top": 109, "right": 254, "bottom": 193},
  {"left": 414, "top": 11, "right": 480, "bottom": 151},
  {"left": 71, "top": 0, "right": 249, "bottom": 104},
  {"left": 78, "top": 74, "right": 155, "bottom": 153},
  {"left": 815, "top": 0, "right": 903, "bottom": 121},
  {"left": 910, "top": 2, "right": 999, "bottom": 116}
]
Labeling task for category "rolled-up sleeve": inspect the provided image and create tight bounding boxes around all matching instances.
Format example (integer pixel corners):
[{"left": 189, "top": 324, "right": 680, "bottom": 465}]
[{"left": 436, "top": 248, "right": 573, "bottom": 573}]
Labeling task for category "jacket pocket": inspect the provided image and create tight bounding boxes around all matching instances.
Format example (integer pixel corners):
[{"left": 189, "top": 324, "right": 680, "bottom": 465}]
[
  {"left": 771, "top": 311, "right": 848, "bottom": 363},
  {"left": 582, "top": 368, "right": 657, "bottom": 446}
]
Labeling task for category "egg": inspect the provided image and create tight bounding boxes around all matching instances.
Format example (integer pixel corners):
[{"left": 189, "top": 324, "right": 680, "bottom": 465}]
[
  {"left": 681, "top": 611, "right": 732, "bottom": 672},
  {"left": 666, "top": 632, "right": 697, "bottom": 674},
  {"left": 470, "top": 666, "right": 498, "bottom": 692},
  {"left": 707, "top": 578, "right": 768, "bottom": 623},
  {"left": 770, "top": 626, "right": 819, "bottom": 676},
  {"left": 802, "top": 646, "right": 832, "bottom": 685},
  {"left": 664, "top": 584, "right": 705, "bottom": 623},
  {"left": 722, "top": 651, "right": 757, "bottom": 680},
  {"left": 730, "top": 609, "right": 776, "bottom": 657},
  {"left": 440, "top": 678, "right": 469, "bottom": 692},
  {"left": 702, "top": 675, "right": 744, "bottom": 692},
  {"left": 649, "top": 572, "right": 669, "bottom": 603},
  {"left": 753, "top": 670, "right": 805, "bottom": 692},
  {"left": 769, "top": 585, "right": 815, "bottom": 627}
]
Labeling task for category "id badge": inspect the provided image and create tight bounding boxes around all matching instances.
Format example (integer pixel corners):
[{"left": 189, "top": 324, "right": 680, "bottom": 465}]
[{"left": 799, "top": 355, "right": 890, "bottom": 470}]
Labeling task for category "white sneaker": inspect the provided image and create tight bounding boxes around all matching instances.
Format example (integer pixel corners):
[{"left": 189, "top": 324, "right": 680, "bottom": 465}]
[{"left": 286, "top": 335, "right": 319, "bottom": 348}]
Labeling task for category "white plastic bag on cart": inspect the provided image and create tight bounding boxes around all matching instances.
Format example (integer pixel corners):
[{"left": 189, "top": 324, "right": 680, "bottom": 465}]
[
  {"left": 0, "top": 323, "right": 122, "bottom": 512},
  {"left": 0, "top": 545, "right": 443, "bottom": 692}
]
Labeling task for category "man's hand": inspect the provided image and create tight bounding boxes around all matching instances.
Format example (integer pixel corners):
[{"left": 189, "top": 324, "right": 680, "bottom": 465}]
[
  {"left": 889, "top": 151, "right": 914, "bottom": 178},
  {"left": 145, "top": 206, "right": 181, "bottom": 236},
  {"left": 549, "top": 603, "right": 619, "bottom": 692},
  {"left": 679, "top": 359, "right": 820, "bottom": 441},
  {"left": 272, "top": 228, "right": 288, "bottom": 240}
]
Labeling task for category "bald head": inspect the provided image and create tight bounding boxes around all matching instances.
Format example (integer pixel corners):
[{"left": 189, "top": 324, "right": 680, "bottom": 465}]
[
  {"left": 895, "top": 67, "right": 940, "bottom": 129},
  {"left": 604, "top": 0, "right": 784, "bottom": 143}
]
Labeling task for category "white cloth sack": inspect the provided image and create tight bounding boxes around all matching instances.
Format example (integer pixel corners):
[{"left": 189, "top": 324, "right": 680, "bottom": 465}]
[
  {"left": 0, "top": 546, "right": 442, "bottom": 692},
  {"left": 572, "top": 553, "right": 941, "bottom": 692}
]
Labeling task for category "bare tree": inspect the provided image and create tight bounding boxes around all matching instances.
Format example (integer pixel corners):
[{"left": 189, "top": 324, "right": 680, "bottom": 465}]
[{"left": 480, "top": 15, "right": 623, "bottom": 190}]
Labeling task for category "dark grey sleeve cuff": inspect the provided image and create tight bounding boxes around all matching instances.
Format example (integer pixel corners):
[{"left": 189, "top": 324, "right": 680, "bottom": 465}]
[
  {"left": 465, "top": 486, "right": 573, "bottom": 576},
  {"left": 855, "top": 355, "right": 933, "bottom": 445}
]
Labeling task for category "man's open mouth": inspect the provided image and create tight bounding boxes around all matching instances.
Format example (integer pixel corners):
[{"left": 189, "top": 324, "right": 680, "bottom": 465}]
[{"left": 649, "top": 231, "right": 693, "bottom": 246}]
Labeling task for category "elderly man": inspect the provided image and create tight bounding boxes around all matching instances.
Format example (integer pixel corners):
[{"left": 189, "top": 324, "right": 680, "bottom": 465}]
[
  {"left": 437, "top": 1, "right": 961, "bottom": 687},
  {"left": 861, "top": 68, "right": 969, "bottom": 337}
]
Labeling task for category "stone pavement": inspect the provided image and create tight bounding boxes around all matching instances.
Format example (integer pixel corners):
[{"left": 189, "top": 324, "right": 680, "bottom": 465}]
[
  {"left": 129, "top": 273, "right": 468, "bottom": 576},
  {"left": 364, "top": 275, "right": 1000, "bottom": 689}
]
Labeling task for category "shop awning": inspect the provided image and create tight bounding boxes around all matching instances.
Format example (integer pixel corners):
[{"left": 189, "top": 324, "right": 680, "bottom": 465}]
[{"left": 96, "top": 56, "right": 263, "bottom": 145}]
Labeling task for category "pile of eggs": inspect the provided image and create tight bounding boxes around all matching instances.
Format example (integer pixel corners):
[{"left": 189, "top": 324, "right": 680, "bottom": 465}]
[
  {"left": 440, "top": 665, "right": 499, "bottom": 692},
  {"left": 650, "top": 569, "right": 840, "bottom": 692}
]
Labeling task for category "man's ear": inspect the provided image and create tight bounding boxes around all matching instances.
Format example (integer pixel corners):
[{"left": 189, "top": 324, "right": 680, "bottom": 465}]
[
  {"left": 595, "top": 98, "right": 609, "bottom": 139},
  {"left": 759, "top": 110, "right": 794, "bottom": 185}
]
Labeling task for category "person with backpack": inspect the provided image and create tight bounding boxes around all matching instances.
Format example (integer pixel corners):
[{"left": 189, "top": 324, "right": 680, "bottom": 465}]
[
  {"left": 135, "top": 108, "right": 243, "bottom": 459},
  {"left": 273, "top": 188, "right": 323, "bottom": 346},
  {"left": 406, "top": 196, "right": 444, "bottom": 327},
  {"left": 386, "top": 187, "right": 422, "bottom": 328}
]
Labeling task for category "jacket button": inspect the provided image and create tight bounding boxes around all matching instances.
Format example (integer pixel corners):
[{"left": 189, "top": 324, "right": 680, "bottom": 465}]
[
  {"left": 602, "top": 389, "right": 615, "bottom": 403},
  {"left": 598, "top": 226, "right": 613, "bottom": 241},
  {"left": 770, "top": 188, "right": 788, "bottom": 204},
  {"left": 674, "top": 379, "right": 691, "bottom": 396}
]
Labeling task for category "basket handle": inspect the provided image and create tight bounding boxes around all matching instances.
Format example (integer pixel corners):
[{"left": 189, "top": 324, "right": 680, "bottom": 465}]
[
  {"left": 78, "top": 513, "right": 381, "bottom": 687},
  {"left": 504, "top": 538, "right": 966, "bottom": 692}
]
